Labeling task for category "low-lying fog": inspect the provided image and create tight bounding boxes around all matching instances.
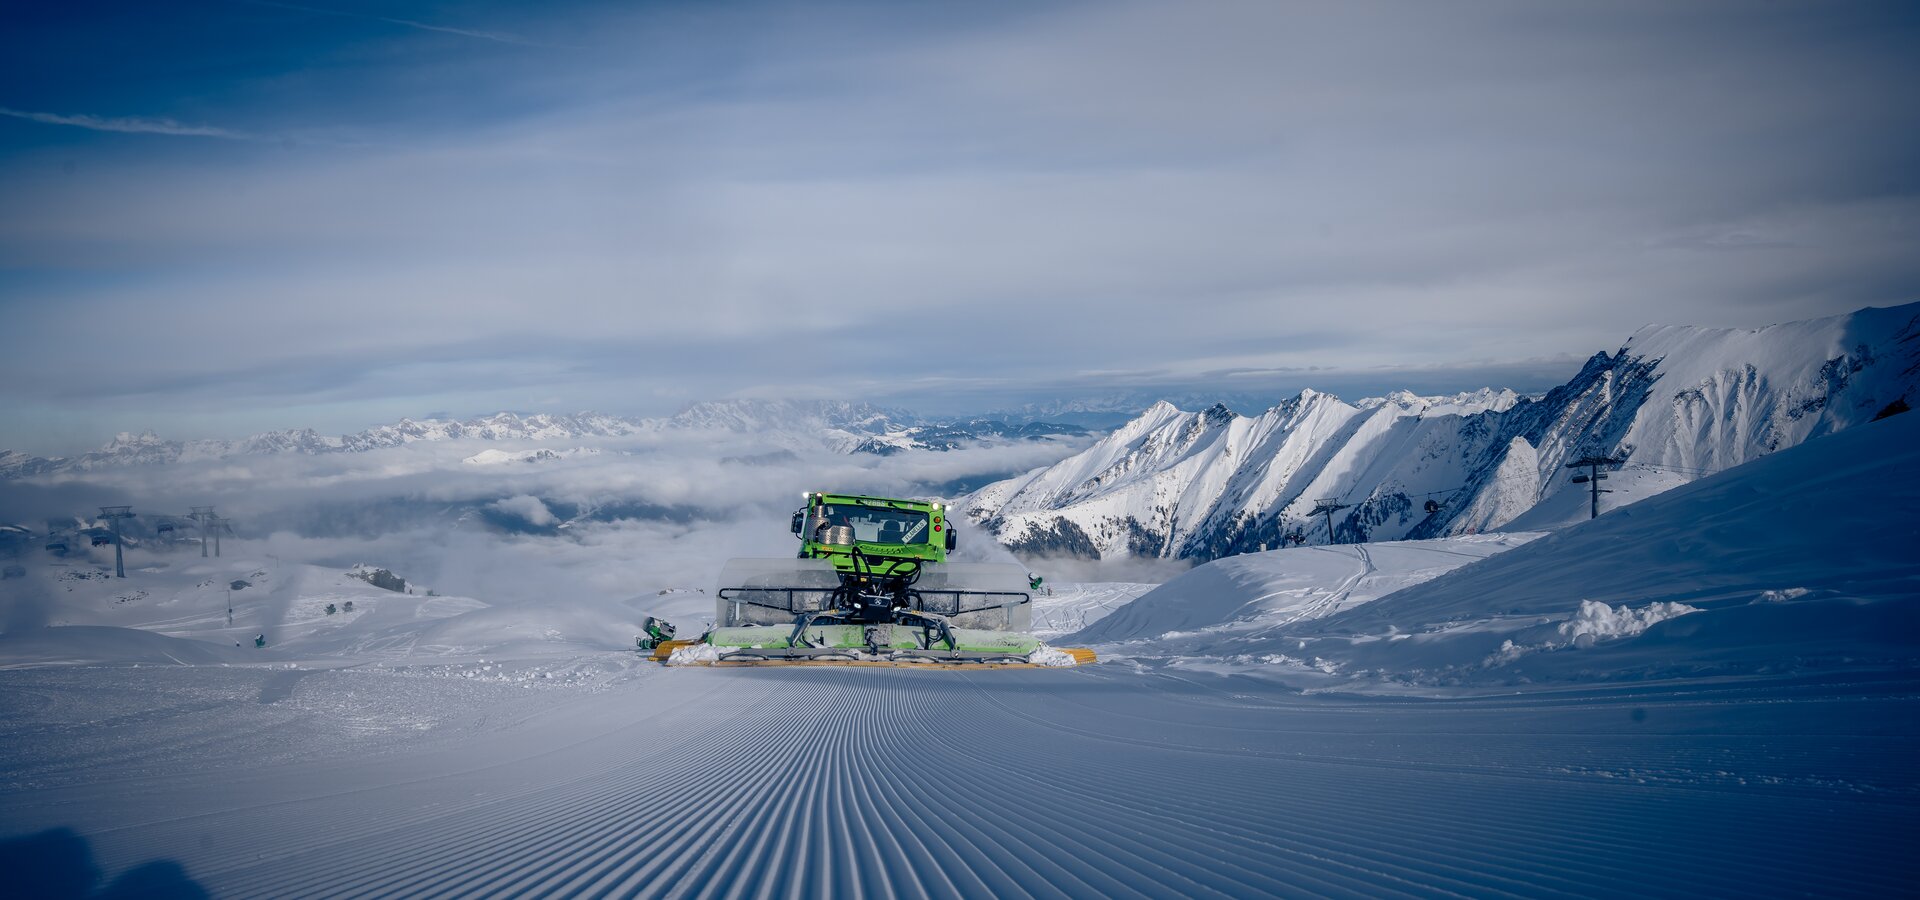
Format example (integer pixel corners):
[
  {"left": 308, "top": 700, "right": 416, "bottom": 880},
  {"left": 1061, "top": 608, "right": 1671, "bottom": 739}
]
[{"left": 0, "top": 430, "right": 1162, "bottom": 609}]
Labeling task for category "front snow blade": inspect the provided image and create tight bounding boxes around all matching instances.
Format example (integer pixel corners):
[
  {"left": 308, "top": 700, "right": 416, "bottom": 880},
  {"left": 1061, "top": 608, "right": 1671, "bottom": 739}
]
[
  {"left": 690, "top": 558, "right": 1087, "bottom": 667},
  {"left": 659, "top": 625, "right": 1096, "bottom": 668}
]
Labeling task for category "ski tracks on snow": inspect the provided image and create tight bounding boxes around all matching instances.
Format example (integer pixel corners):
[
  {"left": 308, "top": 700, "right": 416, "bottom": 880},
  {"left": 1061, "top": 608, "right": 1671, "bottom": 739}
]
[{"left": 1252, "top": 544, "right": 1375, "bottom": 630}]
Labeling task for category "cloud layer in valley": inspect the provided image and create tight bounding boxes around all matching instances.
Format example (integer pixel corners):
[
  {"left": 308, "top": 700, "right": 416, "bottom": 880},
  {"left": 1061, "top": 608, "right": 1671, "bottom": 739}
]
[{"left": 0, "top": 426, "right": 1090, "bottom": 608}]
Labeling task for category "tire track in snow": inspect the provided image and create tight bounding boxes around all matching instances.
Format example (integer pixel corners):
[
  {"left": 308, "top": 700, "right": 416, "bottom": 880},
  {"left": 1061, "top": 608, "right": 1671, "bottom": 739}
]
[{"left": 37, "top": 663, "right": 1912, "bottom": 894}]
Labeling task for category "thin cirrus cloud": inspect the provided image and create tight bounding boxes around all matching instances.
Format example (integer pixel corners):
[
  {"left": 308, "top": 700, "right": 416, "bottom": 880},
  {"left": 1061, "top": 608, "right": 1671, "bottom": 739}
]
[
  {"left": 0, "top": 107, "right": 254, "bottom": 140},
  {"left": 237, "top": 0, "right": 556, "bottom": 48}
]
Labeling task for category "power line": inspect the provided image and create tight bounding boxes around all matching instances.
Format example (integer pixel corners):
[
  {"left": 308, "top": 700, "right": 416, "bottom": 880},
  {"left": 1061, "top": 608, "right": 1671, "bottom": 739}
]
[{"left": 1625, "top": 461, "right": 1717, "bottom": 477}]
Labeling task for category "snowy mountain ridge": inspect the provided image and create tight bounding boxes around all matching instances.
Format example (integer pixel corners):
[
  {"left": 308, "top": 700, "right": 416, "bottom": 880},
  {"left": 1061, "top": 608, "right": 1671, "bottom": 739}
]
[
  {"left": 0, "top": 401, "right": 1087, "bottom": 478},
  {"left": 1353, "top": 388, "right": 1522, "bottom": 414},
  {"left": 1070, "top": 400, "right": 1920, "bottom": 688},
  {"left": 0, "top": 412, "right": 648, "bottom": 477},
  {"left": 968, "top": 302, "right": 1920, "bottom": 561}
]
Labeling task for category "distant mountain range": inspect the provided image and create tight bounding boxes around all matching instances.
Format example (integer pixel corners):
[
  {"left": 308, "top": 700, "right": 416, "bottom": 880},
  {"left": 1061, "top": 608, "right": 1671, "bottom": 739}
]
[
  {"left": 977, "top": 394, "right": 1307, "bottom": 430},
  {"left": 0, "top": 401, "right": 1091, "bottom": 479},
  {"left": 13, "top": 302, "right": 1917, "bottom": 568},
  {"left": 966, "top": 302, "right": 1920, "bottom": 561}
]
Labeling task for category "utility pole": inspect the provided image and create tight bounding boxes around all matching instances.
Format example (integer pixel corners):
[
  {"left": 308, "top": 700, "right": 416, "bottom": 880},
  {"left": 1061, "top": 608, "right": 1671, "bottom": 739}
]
[
  {"left": 190, "top": 506, "right": 214, "bottom": 557},
  {"left": 1310, "top": 499, "right": 1352, "bottom": 545},
  {"left": 98, "top": 506, "right": 134, "bottom": 578},
  {"left": 1565, "top": 454, "right": 1626, "bottom": 519}
]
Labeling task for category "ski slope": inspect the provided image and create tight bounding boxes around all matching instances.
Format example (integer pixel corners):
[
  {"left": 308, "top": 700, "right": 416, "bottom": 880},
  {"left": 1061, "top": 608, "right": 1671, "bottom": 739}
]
[
  {"left": 1027, "top": 581, "right": 1158, "bottom": 638},
  {"left": 5, "top": 415, "right": 1919, "bottom": 895},
  {"left": 3, "top": 662, "right": 1915, "bottom": 898},
  {"left": 1075, "top": 534, "right": 1542, "bottom": 670}
]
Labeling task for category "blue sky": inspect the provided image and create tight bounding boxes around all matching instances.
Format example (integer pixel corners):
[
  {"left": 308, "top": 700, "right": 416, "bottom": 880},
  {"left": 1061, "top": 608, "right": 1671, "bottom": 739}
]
[{"left": 3, "top": 0, "right": 1917, "bottom": 454}]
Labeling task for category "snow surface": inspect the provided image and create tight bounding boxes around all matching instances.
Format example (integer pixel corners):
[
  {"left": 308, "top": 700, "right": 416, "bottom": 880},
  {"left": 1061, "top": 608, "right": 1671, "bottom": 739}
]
[
  {"left": 1024, "top": 646, "right": 1078, "bottom": 667},
  {"left": 2, "top": 663, "right": 1914, "bottom": 896},
  {"left": 664, "top": 641, "right": 724, "bottom": 665},
  {"left": 1026, "top": 581, "right": 1159, "bottom": 638},
  {"left": 1076, "top": 534, "right": 1543, "bottom": 672},
  {"left": 3, "top": 400, "right": 1918, "bottom": 896},
  {"left": 0, "top": 555, "right": 715, "bottom": 663},
  {"left": 1557, "top": 599, "right": 1699, "bottom": 643}
]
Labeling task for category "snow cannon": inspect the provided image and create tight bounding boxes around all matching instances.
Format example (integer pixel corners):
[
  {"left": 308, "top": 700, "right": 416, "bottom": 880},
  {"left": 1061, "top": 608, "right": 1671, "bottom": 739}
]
[
  {"left": 660, "top": 492, "right": 1096, "bottom": 668},
  {"left": 634, "top": 617, "right": 676, "bottom": 651}
]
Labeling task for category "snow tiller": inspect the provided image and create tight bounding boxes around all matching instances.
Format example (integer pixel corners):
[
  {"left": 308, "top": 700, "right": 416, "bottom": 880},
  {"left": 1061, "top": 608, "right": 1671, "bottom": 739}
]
[{"left": 658, "top": 492, "right": 1094, "bottom": 668}]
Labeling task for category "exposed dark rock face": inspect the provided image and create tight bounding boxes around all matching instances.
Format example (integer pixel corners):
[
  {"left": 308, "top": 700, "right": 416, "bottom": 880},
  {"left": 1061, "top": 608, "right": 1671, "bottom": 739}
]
[
  {"left": 349, "top": 567, "right": 409, "bottom": 593},
  {"left": 1001, "top": 519, "right": 1100, "bottom": 560}
]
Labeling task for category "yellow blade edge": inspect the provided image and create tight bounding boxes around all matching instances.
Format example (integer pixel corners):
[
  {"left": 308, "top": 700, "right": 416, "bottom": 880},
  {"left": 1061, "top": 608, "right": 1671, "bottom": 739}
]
[
  {"left": 654, "top": 646, "right": 1099, "bottom": 667},
  {"left": 651, "top": 639, "right": 698, "bottom": 662}
]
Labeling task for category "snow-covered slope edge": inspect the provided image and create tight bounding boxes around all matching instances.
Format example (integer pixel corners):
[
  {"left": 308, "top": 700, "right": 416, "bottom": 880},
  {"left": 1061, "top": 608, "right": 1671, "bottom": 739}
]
[
  {"left": 970, "top": 302, "right": 1920, "bottom": 560},
  {"left": 1072, "top": 533, "right": 1544, "bottom": 662},
  {"left": 1082, "top": 408, "right": 1920, "bottom": 690}
]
